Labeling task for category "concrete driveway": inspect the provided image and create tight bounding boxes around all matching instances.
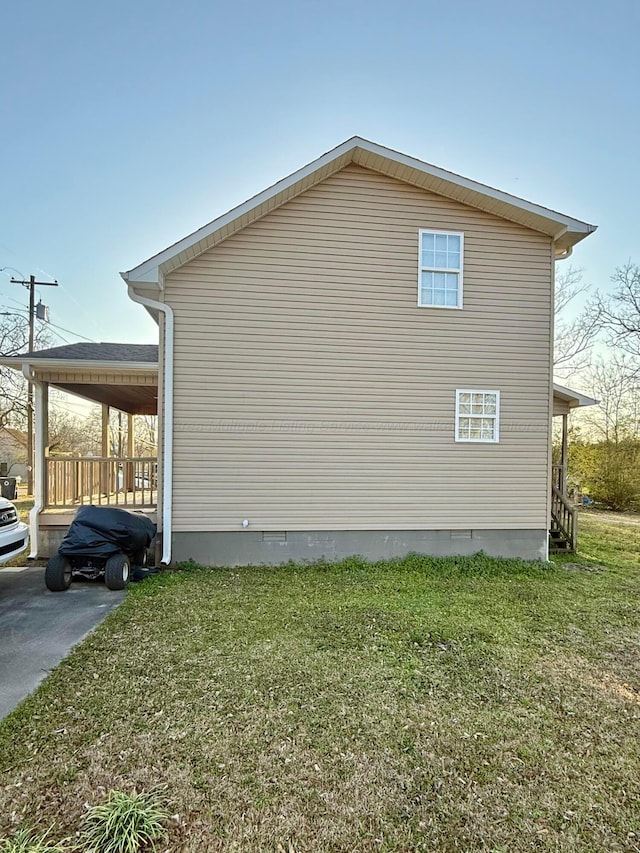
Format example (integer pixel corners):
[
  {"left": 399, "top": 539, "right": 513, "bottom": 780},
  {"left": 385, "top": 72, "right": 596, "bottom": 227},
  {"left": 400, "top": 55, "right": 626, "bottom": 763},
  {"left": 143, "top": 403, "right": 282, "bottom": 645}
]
[{"left": 0, "top": 566, "right": 125, "bottom": 720}]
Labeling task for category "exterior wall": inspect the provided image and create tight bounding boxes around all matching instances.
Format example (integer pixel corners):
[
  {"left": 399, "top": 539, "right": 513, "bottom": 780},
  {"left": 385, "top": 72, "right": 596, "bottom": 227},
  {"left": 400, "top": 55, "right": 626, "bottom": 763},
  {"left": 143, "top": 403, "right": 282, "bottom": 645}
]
[
  {"left": 163, "top": 164, "right": 553, "bottom": 547},
  {"left": 172, "top": 529, "right": 549, "bottom": 566}
]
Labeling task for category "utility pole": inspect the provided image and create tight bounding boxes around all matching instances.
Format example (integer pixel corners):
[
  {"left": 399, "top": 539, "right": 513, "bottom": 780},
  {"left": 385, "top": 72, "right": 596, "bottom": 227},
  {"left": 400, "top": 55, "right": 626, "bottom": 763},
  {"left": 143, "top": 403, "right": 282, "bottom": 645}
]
[{"left": 10, "top": 275, "right": 58, "bottom": 495}]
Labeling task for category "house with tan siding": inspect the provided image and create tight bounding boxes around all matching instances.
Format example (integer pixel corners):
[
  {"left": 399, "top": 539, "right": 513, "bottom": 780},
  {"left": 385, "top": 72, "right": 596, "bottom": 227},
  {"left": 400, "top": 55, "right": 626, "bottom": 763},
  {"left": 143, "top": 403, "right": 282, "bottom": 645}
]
[{"left": 0, "top": 138, "right": 597, "bottom": 563}]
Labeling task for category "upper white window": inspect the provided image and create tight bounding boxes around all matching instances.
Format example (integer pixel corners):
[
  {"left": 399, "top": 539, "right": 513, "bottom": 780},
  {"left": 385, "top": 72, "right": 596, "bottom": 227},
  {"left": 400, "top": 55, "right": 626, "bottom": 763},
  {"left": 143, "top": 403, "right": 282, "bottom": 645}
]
[
  {"left": 418, "top": 230, "right": 464, "bottom": 308},
  {"left": 456, "top": 390, "right": 500, "bottom": 442}
]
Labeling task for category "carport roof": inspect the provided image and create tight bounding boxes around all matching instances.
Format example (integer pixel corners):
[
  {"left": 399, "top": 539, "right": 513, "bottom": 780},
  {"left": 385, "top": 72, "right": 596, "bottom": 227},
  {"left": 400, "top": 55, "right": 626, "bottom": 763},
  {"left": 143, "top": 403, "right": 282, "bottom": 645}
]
[
  {"left": 17, "top": 342, "right": 158, "bottom": 363},
  {"left": 0, "top": 342, "right": 158, "bottom": 415}
]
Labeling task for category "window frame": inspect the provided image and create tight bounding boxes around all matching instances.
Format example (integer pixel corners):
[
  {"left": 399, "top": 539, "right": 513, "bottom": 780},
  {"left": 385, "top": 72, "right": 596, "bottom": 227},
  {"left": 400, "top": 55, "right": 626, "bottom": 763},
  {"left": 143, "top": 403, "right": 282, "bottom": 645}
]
[
  {"left": 417, "top": 228, "right": 464, "bottom": 309},
  {"left": 455, "top": 389, "right": 500, "bottom": 443}
]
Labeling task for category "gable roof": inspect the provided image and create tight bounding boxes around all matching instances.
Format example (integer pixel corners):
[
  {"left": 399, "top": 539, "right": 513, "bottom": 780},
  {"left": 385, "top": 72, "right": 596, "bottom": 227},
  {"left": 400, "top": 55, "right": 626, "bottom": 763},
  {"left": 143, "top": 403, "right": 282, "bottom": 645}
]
[
  {"left": 122, "top": 136, "right": 597, "bottom": 288},
  {"left": 5, "top": 342, "right": 158, "bottom": 364}
]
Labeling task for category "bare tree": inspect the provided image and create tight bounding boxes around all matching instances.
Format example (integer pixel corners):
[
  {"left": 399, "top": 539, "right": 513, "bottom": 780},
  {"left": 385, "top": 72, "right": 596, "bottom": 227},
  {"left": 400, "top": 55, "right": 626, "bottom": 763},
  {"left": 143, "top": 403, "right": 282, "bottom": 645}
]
[
  {"left": 134, "top": 415, "right": 158, "bottom": 457},
  {"left": 0, "top": 313, "right": 52, "bottom": 431},
  {"left": 591, "top": 262, "right": 640, "bottom": 369},
  {"left": 554, "top": 265, "right": 598, "bottom": 378},
  {"left": 578, "top": 353, "right": 640, "bottom": 442},
  {"left": 47, "top": 402, "right": 102, "bottom": 456}
]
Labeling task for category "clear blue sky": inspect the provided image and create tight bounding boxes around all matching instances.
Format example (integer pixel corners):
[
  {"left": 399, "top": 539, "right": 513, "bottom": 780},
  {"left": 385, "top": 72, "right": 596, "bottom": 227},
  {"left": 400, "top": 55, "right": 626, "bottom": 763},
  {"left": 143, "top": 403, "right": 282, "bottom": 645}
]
[{"left": 1, "top": 0, "right": 638, "bottom": 348}]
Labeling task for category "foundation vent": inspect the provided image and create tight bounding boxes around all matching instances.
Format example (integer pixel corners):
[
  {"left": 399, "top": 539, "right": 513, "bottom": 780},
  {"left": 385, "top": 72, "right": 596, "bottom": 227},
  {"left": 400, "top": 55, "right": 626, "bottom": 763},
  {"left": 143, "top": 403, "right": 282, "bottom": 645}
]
[{"left": 262, "top": 532, "right": 287, "bottom": 544}]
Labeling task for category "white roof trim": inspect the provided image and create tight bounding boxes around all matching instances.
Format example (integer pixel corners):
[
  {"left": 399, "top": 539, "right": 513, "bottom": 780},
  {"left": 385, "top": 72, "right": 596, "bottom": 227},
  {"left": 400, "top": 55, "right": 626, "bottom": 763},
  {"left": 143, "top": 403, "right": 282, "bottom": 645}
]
[
  {"left": 553, "top": 382, "right": 598, "bottom": 409},
  {"left": 0, "top": 357, "right": 158, "bottom": 373},
  {"left": 122, "top": 136, "right": 597, "bottom": 287}
]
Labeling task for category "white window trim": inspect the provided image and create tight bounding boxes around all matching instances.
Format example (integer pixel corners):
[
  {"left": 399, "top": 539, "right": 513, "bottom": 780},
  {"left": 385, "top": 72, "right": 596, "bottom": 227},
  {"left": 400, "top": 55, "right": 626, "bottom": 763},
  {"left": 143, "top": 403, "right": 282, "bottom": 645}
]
[
  {"left": 455, "top": 389, "right": 500, "bottom": 443},
  {"left": 418, "top": 228, "right": 464, "bottom": 309}
]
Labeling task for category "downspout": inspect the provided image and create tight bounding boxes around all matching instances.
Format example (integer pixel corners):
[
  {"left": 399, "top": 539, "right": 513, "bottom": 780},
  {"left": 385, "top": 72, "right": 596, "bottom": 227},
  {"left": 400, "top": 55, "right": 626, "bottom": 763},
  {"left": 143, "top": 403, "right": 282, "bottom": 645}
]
[
  {"left": 22, "top": 365, "right": 43, "bottom": 559},
  {"left": 126, "top": 283, "right": 174, "bottom": 564}
]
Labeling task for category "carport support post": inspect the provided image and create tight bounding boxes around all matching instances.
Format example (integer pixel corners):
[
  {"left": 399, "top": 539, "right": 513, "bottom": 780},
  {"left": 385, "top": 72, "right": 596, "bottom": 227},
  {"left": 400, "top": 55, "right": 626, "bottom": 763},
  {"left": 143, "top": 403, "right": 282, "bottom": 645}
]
[
  {"left": 127, "top": 414, "right": 134, "bottom": 457},
  {"left": 561, "top": 413, "right": 568, "bottom": 495},
  {"left": 101, "top": 405, "right": 110, "bottom": 496},
  {"left": 126, "top": 413, "right": 134, "bottom": 491},
  {"left": 101, "top": 405, "right": 109, "bottom": 456}
]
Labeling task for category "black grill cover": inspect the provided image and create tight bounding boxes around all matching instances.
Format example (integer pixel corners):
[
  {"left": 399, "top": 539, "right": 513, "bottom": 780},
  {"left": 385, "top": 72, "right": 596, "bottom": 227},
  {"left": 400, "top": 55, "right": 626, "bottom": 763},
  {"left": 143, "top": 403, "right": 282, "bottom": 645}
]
[{"left": 58, "top": 505, "right": 157, "bottom": 558}]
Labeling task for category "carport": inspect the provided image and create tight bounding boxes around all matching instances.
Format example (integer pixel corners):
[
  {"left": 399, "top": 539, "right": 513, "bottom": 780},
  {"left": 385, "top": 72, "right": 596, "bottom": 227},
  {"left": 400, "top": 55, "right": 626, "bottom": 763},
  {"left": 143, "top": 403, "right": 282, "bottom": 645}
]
[{"left": 0, "top": 343, "right": 159, "bottom": 558}]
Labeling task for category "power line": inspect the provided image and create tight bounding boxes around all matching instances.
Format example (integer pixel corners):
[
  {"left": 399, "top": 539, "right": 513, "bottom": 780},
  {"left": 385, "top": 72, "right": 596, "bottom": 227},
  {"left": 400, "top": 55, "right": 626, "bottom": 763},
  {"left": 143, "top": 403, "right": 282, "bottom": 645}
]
[
  {"left": 0, "top": 266, "right": 26, "bottom": 281},
  {"left": 1, "top": 300, "right": 96, "bottom": 343},
  {"left": 47, "top": 320, "right": 95, "bottom": 343},
  {"left": 45, "top": 325, "right": 72, "bottom": 345},
  {"left": 9, "top": 274, "right": 59, "bottom": 494}
]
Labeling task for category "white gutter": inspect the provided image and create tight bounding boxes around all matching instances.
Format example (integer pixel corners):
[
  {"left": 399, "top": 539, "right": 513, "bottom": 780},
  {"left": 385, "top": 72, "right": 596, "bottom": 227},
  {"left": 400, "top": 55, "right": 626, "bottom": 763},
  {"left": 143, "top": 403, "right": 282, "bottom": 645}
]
[
  {"left": 22, "top": 366, "right": 44, "bottom": 559},
  {"left": 0, "top": 357, "right": 157, "bottom": 371},
  {"left": 126, "top": 283, "right": 174, "bottom": 564}
]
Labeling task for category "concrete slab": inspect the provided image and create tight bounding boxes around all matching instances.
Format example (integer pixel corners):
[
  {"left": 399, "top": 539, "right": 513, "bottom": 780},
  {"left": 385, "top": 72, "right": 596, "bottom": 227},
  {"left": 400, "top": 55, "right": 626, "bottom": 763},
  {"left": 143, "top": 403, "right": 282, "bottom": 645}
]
[{"left": 0, "top": 566, "right": 125, "bottom": 720}]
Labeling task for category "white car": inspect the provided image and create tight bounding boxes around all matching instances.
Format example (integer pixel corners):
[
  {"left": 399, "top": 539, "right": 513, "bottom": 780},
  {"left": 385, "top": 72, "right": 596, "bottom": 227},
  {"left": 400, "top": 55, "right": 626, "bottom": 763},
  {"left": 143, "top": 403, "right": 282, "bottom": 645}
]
[{"left": 0, "top": 497, "right": 29, "bottom": 564}]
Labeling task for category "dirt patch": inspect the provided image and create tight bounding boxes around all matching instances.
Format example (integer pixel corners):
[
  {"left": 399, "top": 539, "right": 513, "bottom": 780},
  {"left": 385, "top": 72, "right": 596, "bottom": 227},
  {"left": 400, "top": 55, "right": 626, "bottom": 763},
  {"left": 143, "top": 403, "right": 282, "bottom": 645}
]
[
  {"left": 539, "top": 652, "right": 640, "bottom": 707},
  {"left": 561, "top": 562, "right": 607, "bottom": 573}
]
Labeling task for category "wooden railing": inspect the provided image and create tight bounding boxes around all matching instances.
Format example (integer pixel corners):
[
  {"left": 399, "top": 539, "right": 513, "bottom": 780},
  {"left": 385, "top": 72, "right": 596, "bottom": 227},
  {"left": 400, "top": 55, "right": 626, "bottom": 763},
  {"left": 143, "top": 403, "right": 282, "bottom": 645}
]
[
  {"left": 550, "top": 484, "right": 577, "bottom": 552},
  {"left": 46, "top": 457, "right": 157, "bottom": 508},
  {"left": 552, "top": 463, "right": 565, "bottom": 494}
]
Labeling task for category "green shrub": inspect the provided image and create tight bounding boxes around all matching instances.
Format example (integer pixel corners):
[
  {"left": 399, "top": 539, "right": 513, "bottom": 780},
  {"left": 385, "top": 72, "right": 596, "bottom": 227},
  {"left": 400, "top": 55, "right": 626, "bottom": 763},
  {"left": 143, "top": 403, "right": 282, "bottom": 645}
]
[
  {"left": 79, "top": 790, "right": 169, "bottom": 853},
  {"left": 570, "top": 437, "right": 640, "bottom": 511},
  {"left": 0, "top": 828, "right": 65, "bottom": 853}
]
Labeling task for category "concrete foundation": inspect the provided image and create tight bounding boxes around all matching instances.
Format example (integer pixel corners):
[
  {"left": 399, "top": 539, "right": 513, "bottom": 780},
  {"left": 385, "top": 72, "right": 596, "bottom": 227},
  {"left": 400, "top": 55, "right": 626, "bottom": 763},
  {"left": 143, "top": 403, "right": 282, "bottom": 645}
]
[
  {"left": 171, "top": 528, "right": 549, "bottom": 566},
  {"left": 37, "top": 526, "right": 68, "bottom": 558}
]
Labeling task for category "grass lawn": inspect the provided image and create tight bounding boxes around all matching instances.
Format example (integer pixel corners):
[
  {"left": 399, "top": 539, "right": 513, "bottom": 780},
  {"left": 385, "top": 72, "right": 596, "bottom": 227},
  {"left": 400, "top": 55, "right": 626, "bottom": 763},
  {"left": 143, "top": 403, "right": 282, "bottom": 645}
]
[{"left": 1, "top": 513, "right": 640, "bottom": 851}]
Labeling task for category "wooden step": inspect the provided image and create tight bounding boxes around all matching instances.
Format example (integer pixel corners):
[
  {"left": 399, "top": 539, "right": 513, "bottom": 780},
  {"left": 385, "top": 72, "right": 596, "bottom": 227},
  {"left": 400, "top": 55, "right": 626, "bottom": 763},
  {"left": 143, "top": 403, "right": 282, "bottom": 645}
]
[{"left": 549, "top": 528, "right": 572, "bottom": 554}]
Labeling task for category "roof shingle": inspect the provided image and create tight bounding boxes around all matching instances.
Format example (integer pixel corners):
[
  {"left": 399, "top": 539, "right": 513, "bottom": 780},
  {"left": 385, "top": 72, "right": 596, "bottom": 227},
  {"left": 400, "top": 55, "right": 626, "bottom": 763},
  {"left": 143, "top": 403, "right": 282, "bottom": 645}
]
[{"left": 21, "top": 343, "right": 158, "bottom": 363}]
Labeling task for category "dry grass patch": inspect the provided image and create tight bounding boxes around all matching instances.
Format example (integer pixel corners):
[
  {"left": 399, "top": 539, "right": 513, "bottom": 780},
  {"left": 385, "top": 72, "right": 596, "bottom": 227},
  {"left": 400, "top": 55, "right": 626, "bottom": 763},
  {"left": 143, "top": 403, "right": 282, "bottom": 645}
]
[{"left": 1, "top": 523, "right": 640, "bottom": 851}]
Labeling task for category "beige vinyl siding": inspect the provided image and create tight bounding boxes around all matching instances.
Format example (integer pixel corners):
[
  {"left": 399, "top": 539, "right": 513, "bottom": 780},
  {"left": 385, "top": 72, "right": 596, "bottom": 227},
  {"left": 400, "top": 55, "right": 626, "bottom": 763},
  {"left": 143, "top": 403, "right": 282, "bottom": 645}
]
[{"left": 164, "top": 165, "right": 552, "bottom": 532}]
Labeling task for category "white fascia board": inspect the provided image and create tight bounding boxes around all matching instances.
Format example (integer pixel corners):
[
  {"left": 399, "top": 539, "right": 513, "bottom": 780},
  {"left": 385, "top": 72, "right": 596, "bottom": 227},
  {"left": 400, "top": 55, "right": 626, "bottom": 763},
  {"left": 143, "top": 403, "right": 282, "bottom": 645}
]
[
  {"left": 121, "top": 136, "right": 597, "bottom": 285},
  {"left": 0, "top": 357, "right": 158, "bottom": 373},
  {"left": 355, "top": 139, "right": 596, "bottom": 237},
  {"left": 553, "top": 382, "right": 598, "bottom": 408},
  {"left": 121, "top": 138, "right": 360, "bottom": 285}
]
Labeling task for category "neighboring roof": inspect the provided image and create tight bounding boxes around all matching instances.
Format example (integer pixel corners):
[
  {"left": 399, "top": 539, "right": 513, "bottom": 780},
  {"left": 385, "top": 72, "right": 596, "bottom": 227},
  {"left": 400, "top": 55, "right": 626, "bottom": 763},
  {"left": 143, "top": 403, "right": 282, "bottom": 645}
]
[
  {"left": 0, "top": 428, "right": 27, "bottom": 447},
  {"left": 122, "top": 136, "right": 597, "bottom": 287},
  {"left": 14, "top": 342, "right": 158, "bottom": 363},
  {"left": 553, "top": 382, "right": 598, "bottom": 409}
]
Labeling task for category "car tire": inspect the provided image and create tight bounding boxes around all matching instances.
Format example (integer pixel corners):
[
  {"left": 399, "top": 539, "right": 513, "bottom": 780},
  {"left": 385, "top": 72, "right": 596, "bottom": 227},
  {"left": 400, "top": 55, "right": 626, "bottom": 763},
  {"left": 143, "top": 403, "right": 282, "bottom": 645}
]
[
  {"left": 105, "top": 553, "right": 130, "bottom": 590},
  {"left": 45, "top": 554, "right": 72, "bottom": 591}
]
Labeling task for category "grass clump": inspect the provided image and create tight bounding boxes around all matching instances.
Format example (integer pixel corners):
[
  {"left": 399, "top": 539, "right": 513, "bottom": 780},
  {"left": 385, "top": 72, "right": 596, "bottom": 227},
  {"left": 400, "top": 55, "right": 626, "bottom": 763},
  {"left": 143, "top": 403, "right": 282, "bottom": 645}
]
[
  {"left": 0, "top": 828, "right": 65, "bottom": 853},
  {"left": 79, "top": 790, "right": 169, "bottom": 853}
]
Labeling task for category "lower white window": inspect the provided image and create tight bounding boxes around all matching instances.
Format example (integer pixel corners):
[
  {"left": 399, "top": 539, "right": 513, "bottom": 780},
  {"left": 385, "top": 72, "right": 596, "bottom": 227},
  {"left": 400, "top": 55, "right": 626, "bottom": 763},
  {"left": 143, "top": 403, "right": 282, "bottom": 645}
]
[{"left": 456, "top": 390, "right": 500, "bottom": 442}]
